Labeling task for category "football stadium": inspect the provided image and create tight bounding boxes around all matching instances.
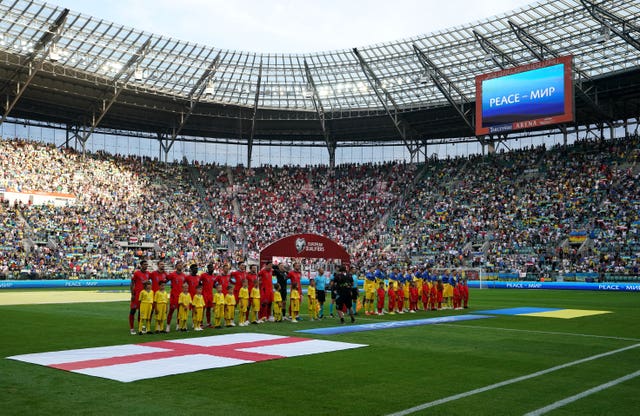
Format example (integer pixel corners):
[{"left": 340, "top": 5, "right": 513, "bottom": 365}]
[{"left": 1, "top": 0, "right": 640, "bottom": 414}]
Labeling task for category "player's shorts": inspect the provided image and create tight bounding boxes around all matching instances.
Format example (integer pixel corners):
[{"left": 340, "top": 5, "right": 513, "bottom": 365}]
[
  {"left": 365, "top": 290, "right": 375, "bottom": 300},
  {"left": 330, "top": 289, "right": 337, "bottom": 300},
  {"left": 336, "top": 290, "right": 352, "bottom": 311},
  {"left": 204, "top": 296, "right": 214, "bottom": 308},
  {"left": 316, "top": 290, "right": 326, "bottom": 303},
  {"left": 129, "top": 299, "right": 140, "bottom": 309}
]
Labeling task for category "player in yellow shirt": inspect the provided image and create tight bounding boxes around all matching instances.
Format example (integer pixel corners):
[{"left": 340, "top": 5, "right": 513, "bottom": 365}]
[
  {"left": 363, "top": 266, "right": 377, "bottom": 315},
  {"left": 138, "top": 281, "right": 154, "bottom": 335},
  {"left": 443, "top": 271, "right": 454, "bottom": 309},
  {"left": 290, "top": 282, "right": 301, "bottom": 323},
  {"left": 273, "top": 283, "right": 283, "bottom": 322},
  {"left": 224, "top": 285, "right": 236, "bottom": 327},
  {"left": 213, "top": 282, "right": 226, "bottom": 328},
  {"left": 238, "top": 279, "right": 250, "bottom": 326},
  {"left": 192, "top": 285, "right": 206, "bottom": 331},
  {"left": 154, "top": 281, "right": 169, "bottom": 333},
  {"left": 249, "top": 283, "right": 261, "bottom": 324},
  {"left": 307, "top": 279, "right": 318, "bottom": 321},
  {"left": 403, "top": 270, "right": 411, "bottom": 312},
  {"left": 177, "top": 282, "right": 191, "bottom": 331}
]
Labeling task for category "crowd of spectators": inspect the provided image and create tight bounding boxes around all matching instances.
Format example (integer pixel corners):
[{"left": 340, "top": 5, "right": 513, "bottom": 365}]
[
  {"left": 386, "top": 135, "right": 640, "bottom": 277},
  {"left": 1, "top": 134, "right": 638, "bottom": 280},
  {"left": 0, "top": 139, "right": 222, "bottom": 278}
]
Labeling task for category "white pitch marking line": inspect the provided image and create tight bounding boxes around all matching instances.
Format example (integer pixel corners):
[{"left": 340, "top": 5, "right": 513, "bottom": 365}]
[
  {"left": 385, "top": 343, "right": 640, "bottom": 416},
  {"left": 437, "top": 323, "right": 640, "bottom": 342},
  {"left": 523, "top": 369, "right": 640, "bottom": 416}
]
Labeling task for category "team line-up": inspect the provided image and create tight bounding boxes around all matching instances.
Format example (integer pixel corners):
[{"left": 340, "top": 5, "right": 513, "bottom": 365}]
[{"left": 129, "top": 259, "right": 471, "bottom": 335}]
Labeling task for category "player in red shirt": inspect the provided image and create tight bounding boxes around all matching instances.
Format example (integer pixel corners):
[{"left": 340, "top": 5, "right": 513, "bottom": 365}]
[
  {"left": 216, "top": 263, "right": 231, "bottom": 296},
  {"left": 129, "top": 259, "right": 150, "bottom": 335},
  {"left": 166, "top": 261, "right": 186, "bottom": 332},
  {"left": 460, "top": 278, "right": 469, "bottom": 309},
  {"left": 387, "top": 284, "right": 396, "bottom": 315},
  {"left": 409, "top": 281, "right": 419, "bottom": 312},
  {"left": 452, "top": 278, "right": 461, "bottom": 310},
  {"left": 245, "top": 264, "right": 258, "bottom": 321},
  {"left": 258, "top": 262, "right": 274, "bottom": 321},
  {"left": 429, "top": 279, "right": 438, "bottom": 311},
  {"left": 231, "top": 262, "right": 248, "bottom": 302},
  {"left": 421, "top": 280, "right": 429, "bottom": 311},
  {"left": 287, "top": 262, "right": 302, "bottom": 319},
  {"left": 395, "top": 283, "right": 405, "bottom": 314},
  {"left": 199, "top": 263, "right": 216, "bottom": 327},
  {"left": 436, "top": 279, "right": 444, "bottom": 310},
  {"left": 376, "top": 281, "right": 386, "bottom": 315},
  {"left": 149, "top": 260, "right": 167, "bottom": 293},
  {"left": 246, "top": 264, "right": 258, "bottom": 293},
  {"left": 186, "top": 264, "right": 201, "bottom": 298}
]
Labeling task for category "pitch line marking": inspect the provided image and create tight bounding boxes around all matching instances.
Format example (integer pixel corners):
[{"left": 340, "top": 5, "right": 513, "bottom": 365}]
[
  {"left": 385, "top": 343, "right": 640, "bottom": 416},
  {"left": 438, "top": 323, "right": 640, "bottom": 342},
  {"left": 523, "top": 369, "right": 640, "bottom": 416}
]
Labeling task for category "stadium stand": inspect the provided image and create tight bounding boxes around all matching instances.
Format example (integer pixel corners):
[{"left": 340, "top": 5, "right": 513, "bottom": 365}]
[{"left": 1, "top": 134, "right": 638, "bottom": 282}]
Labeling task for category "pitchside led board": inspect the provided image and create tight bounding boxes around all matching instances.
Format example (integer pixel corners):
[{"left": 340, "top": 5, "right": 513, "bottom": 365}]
[{"left": 475, "top": 55, "right": 574, "bottom": 136}]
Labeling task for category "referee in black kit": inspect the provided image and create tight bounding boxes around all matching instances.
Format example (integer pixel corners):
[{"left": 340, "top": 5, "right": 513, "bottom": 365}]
[
  {"left": 273, "top": 262, "right": 289, "bottom": 319},
  {"left": 333, "top": 265, "right": 355, "bottom": 324}
]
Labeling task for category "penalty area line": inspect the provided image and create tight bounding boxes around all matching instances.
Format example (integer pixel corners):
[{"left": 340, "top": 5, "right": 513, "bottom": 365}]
[
  {"left": 385, "top": 343, "right": 640, "bottom": 416},
  {"left": 523, "top": 369, "right": 640, "bottom": 416}
]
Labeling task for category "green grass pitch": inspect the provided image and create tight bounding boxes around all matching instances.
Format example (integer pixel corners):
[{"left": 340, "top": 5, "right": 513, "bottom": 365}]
[{"left": 1, "top": 289, "right": 639, "bottom": 415}]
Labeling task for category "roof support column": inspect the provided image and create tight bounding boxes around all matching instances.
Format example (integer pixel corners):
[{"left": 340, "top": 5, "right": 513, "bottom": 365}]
[
  {"left": 248, "top": 61, "right": 262, "bottom": 169},
  {"left": 303, "top": 59, "right": 336, "bottom": 169},
  {"left": 80, "top": 38, "right": 152, "bottom": 152},
  {"left": 352, "top": 48, "right": 419, "bottom": 159},
  {"left": 413, "top": 44, "right": 475, "bottom": 134},
  {"left": 472, "top": 30, "right": 519, "bottom": 70},
  {"left": 0, "top": 8, "right": 69, "bottom": 126},
  {"left": 169, "top": 53, "right": 221, "bottom": 160},
  {"left": 157, "top": 132, "right": 173, "bottom": 163},
  {"left": 581, "top": 0, "right": 640, "bottom": 53}
]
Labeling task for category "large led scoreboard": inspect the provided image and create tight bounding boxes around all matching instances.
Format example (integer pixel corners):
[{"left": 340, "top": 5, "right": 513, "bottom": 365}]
[{"left": 475, "top": 55, "right": 574, "bottom": 136}]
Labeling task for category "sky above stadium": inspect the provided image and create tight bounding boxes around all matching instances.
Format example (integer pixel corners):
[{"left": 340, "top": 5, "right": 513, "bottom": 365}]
[{"left": 53, "top": 0, "right": 535, "bottom": 53}]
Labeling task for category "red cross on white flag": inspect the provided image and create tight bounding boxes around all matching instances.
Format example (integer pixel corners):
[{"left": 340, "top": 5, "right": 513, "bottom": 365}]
[{"left": 7, "top": 333, "right": 366, "bottom": 382}]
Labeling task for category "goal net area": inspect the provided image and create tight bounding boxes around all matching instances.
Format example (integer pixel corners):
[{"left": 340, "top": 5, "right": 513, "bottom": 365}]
[{"left": 430, "top": 268, "right": 487, "bottom": 289}]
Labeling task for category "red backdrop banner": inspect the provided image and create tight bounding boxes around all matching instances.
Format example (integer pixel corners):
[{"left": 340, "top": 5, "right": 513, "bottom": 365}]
[{"left": 259, "top": 234, "right": 350, "bottom": 267}]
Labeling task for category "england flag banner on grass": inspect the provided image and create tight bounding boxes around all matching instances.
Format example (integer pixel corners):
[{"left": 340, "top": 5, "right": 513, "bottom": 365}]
[{"left": 7, "top": 333, "right": 366, "bottom": 382}]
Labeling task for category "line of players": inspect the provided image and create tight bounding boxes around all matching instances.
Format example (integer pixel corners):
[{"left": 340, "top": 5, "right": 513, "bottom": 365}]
[
  {"left": 361, "top": 266, "right": 470, "bottom": 315},
  {"left": 130, "top": 260, "right": 470, "bottom": 334},
  {"left": 129, "top": 259, "right": 312, "bottom": 335}
]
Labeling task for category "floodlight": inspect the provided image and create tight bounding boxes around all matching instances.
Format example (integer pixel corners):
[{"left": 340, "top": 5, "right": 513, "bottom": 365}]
[
  {"left": 304, "top": 85, "right": 313, "bottom": 98},
  {"left": 49, "top": 46, "right": 60, "bottom": 61},
  {"left": 595, "top": 26, "right": 610, "bottom": 44},
  {"left": 204, "top": 80, "right": 215, "bottom": 95},
  {"left": 134, "top": 67, "right": 144, "bottom": 80}
]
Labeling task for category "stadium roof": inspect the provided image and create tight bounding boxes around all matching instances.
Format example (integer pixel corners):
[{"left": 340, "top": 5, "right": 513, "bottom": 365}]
[{"left": 0, "top": 0, "right": 639, "bottom": 163}]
